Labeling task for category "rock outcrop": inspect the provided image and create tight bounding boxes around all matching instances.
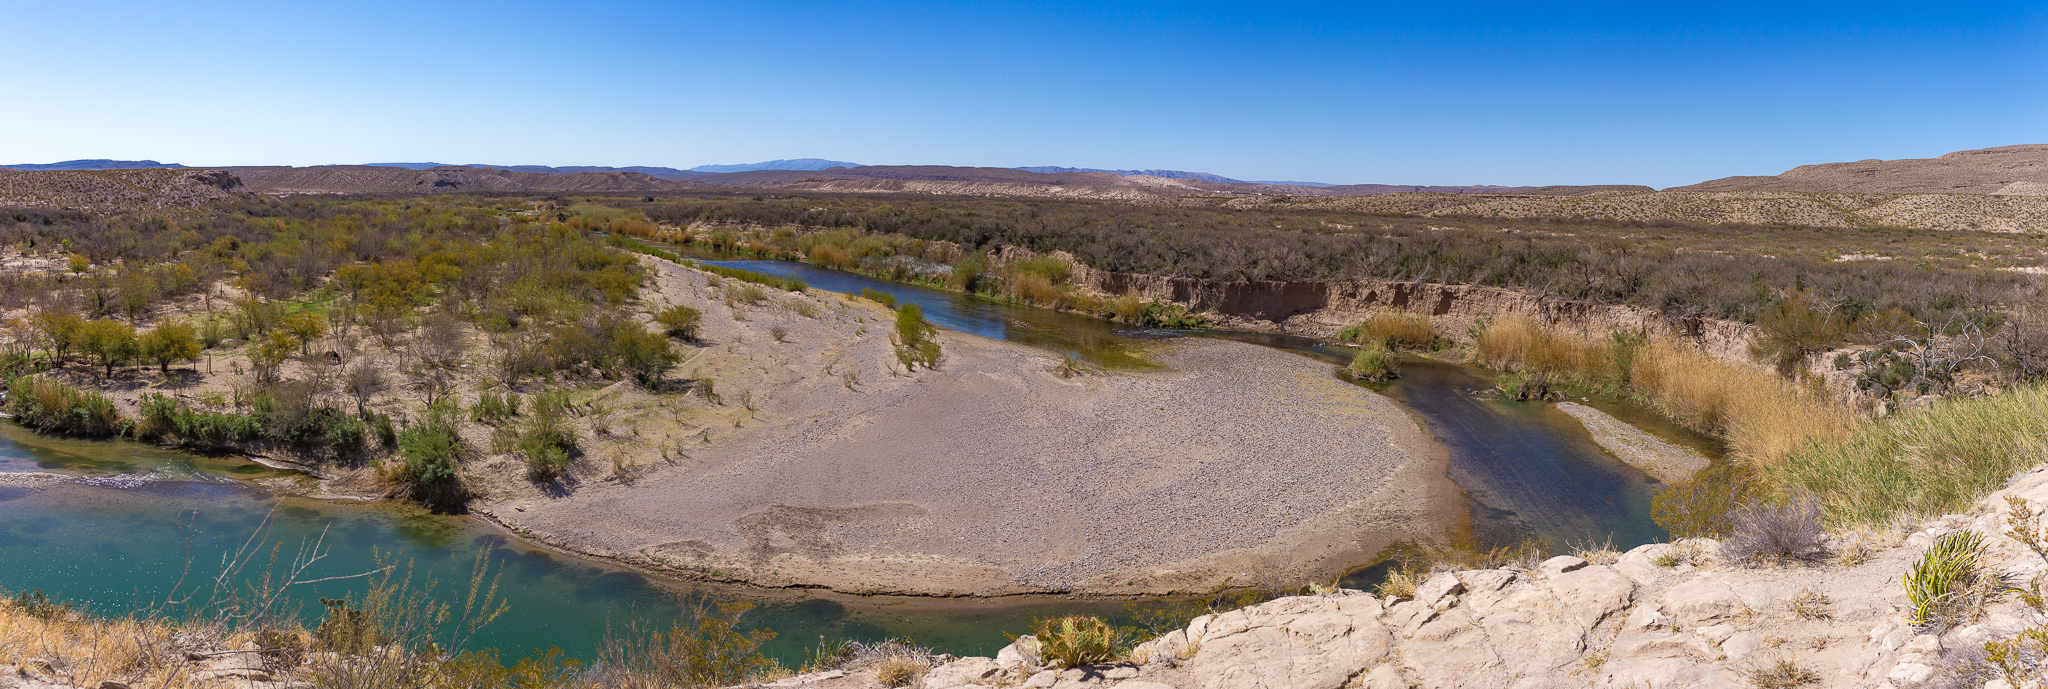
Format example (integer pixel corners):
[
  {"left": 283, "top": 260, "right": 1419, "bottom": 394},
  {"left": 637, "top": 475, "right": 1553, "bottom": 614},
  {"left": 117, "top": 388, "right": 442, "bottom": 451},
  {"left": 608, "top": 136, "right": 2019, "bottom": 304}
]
[{"left": 894, "top": 466, "right": 2048, "bottom": 689}]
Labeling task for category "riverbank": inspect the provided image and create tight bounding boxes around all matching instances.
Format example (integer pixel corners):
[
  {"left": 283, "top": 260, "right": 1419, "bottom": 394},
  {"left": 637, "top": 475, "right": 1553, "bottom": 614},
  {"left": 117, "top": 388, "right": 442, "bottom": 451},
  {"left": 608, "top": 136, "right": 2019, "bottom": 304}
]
[{"left": 469, "top": 255, "right": 1458, "bottom": 596}]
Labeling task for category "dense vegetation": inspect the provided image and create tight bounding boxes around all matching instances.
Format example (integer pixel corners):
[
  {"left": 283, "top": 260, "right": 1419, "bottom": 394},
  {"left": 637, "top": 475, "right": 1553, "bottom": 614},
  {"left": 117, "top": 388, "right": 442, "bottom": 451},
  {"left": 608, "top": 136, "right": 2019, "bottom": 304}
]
[{"left": 622, "top": 192, "right": 2033, "bottom": 326}]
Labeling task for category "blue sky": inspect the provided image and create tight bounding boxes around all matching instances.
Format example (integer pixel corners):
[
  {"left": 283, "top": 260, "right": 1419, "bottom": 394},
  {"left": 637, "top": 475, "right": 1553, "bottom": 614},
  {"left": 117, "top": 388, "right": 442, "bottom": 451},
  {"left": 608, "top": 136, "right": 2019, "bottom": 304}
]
[{"left": 2, "top": 1, "right": 2043, "bottom": 187}]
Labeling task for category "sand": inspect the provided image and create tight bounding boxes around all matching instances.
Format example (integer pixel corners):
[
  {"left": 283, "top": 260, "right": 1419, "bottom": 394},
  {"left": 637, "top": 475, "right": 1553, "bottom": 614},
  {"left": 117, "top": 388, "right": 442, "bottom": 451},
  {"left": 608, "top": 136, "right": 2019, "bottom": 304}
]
[
  {"left": 472, "top": 257, "right": 1457, "bottom": 596},
  {"left": 1556, "top": 402, "right": 1710, "bottom": 484}
]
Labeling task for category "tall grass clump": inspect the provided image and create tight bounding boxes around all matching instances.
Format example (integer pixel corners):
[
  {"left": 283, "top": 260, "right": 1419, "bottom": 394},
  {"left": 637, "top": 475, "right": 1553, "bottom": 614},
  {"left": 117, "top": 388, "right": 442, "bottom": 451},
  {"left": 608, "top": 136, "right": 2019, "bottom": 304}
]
[
  {"left": 1336, "top": 311, "right": 1437, "bottom": 350},
  {"left": 1767, "top": 385, "right": 2048, "bottom": 525},
  {"left": 1347, "top": 341, "right": 1400, "bottom": 381},
  {"left": 594, "top": 601, "right": 781, "bottom": 688},
  {"left": 5, "top": 375, "right": 123, "bottom": 437},
  {"left": 1471, "top": 316, "right": 1847, "bottom": 468}
]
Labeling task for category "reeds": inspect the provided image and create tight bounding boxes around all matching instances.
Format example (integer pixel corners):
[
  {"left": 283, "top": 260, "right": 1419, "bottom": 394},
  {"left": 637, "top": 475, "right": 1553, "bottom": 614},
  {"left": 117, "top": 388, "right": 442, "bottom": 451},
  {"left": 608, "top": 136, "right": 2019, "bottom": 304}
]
[
  {"left": 1770, "top": 386, "right": 2048, "bottom": 525},
  {"left": 1336, "top": 311, "right": 1437, "bottom": 350}
]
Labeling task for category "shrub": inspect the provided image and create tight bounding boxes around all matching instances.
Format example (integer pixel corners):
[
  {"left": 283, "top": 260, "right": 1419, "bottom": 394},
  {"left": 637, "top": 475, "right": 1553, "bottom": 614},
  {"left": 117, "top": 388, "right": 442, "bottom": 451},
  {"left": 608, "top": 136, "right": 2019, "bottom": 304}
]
[
  {"left": 522, "top": 390, "right": 577, "bottom": 482},
  {"left": 394, "top": 404, "right": 465, "bottom": 509},
  {"left": 1347, "top": 342, "right": 1399, "bottom": 381},
  {"left": 858, "top": 288, "right": 898, "bottom": 309},
  {"left": 1336, "top": 311, "right": 1436, "bottom": 350},
  {"left": 614, "top": 325, "right": 680, "bottom": 384},
  {"left": 1496, "top": 372, "right": 1551, "bottom": 400},
  {"left": 873, "top": 655, "right": 928, "bottom": 687},
  {"left": 5, "top": 375, "right": 122, "bottom": 437},
  {"left": 472, "top": 389, "right": 518, "bottom": 424},
  {"left": 595, "top": 601, "right": 779, "bottom": 688},
  {"left": 1905, "top": 530, "right": 1987, "bottom": 626},
  {"left": 1134, "top": 301, "right": 1204, "bottom": 328},
  {"left": 1721, "top": 495, "right": 1825, "bottom": 564},
  {"left": 1752, "top": 291, "right": 1846, "bottom": 372},
  {"left": 1029, "top": 616, "right": 1119, "bottom": 669},
  {"left": 1651, "top": 465, "right": 1757, "bottom": 538},
  {"left": 894, "top": 303, "right": 941, "bottom": 370},
  {"left": 692, "top": 262, "right": 806, "bottom": 293},
  {"left": 655, "top": 305, "right": 703, "bottom": 340},
  {"left": 1744, "top": 656, "right": 1820, "bottom": 688}
]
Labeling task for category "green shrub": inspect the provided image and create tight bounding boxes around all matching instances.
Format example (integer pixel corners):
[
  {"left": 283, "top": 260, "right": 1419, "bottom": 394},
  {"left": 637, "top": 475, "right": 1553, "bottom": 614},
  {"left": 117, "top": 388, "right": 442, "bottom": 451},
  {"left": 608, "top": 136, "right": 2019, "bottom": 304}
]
[
  {"left": 1347, "top": 342, "right": 1400, "bottom": 381},
  {"left": 597, "top": 601, "right": 779, "bottom": 688},
  {"left": 654, "top": 305, "right": 703, "bottom": 340},
  {"left": 5, "top": 375, "right": 123, "bottom": 437},
  {"left": 858, "top": 288, "right": 898, "bottom": 310},
  {"left": 395, "top": 404, "right": 465, "bottom": 509},
  {"left": 1496, "top": 372, "right": 1551, "bottom": 400},
  {"left": 472, "top": 389, "right": 519, "bottom": 424},
  {"left": 690, "top": 262, "right": 806, "bottom": 293},
  {"left": 1905, "top": 530, "right": 1986, "bottom": 625},
  {"left": 1336, "top": 311, "right": 1436, "bottom": 350},
  {"left": 1133, "top": 301, "right": 1205, "bottom": 329},
  {"left": 894, "top": 303, "right": 941, "bottom": 370},
  {"left": 1028, "top": 616, "right": 1119, "bottom": 669},
  {"left": 522, "top": 390, "right": 577, "bottom": 482}
]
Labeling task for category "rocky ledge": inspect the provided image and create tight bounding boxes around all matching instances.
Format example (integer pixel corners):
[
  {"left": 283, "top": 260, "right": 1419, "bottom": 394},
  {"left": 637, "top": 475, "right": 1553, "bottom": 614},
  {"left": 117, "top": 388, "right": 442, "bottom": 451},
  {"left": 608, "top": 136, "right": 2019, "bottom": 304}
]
[{"left": 767, "top": 466, "right": 2048, "bottom": 689}]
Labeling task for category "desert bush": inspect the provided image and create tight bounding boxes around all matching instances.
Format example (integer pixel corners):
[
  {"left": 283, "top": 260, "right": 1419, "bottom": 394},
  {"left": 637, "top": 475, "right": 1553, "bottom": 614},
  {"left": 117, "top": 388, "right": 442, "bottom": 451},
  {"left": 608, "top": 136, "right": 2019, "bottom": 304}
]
[
  {"left": 1752, "top": 291, "right": 1847, "bottom": 372},
  {"left": 1133, "top": 300, "right": 1205, "bottom": 328},
  {"left": 137, "top": 320, "right": 200, "bottom": 373},
  {"left": 1743, "top": 656, "right": 1820, "bottom": 688},
  {"left": 655, "top": 305, "right": 703, "bottom": 340},
  {"left": 394, "top": 403, "right": 465, "bottom": 509},
  {"left": 1651, "top": 464, "right": 1758, "bottom": 538},
  {"left": 5, "top": 375, "right": 122, "bottom": 436},
  {"left": 873, "top": 655, "right": 928, "bottom": 688},
  {"left": 522, "top": 390, "right": 577, "bottom": 481},
  {"left": 1721, "top": 495, "right": 1825, "bottom": 564},
  {"left": 473, "top": 389, "right": 518, "bottom": 424},
  {"left": 1029, "top": 616, "right": 1119, "bottom": 669},
  {"left": 1905, "top": 530, "right": 1988, "bottom": 627},
  {"left": 894, "top": 303, "right": 941, "bottom": 370},
  {"left": 1336, "top": 311, "right": 1436, "bottom": 350},
  {"left": 594, "top": 601, "right": 780, "bottom": 688},
  {"left": 858, "top": 288, "right": 898, "bottom": 309},
  {"left": 1346, "top": 342, "right": 1399, "bottom": 381}
]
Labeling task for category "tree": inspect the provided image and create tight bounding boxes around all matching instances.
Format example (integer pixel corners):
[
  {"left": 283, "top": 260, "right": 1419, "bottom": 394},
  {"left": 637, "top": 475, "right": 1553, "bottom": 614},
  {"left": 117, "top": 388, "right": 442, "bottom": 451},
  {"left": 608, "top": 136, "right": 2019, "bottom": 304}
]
[
  {"left": 1752, "top": 291, "right": 1846, "bottom": 374},
  {"left": 281, "top": 312, "right": 328, "bottom": 356},
  {"left": 66, "top": 254, "right": 88, "bottom": 274},
  {"left": 250, "top": 330, "right": 295, "bottom": 383},
  {"left": 78, "top": 319, "right": 138, "bottom": 376},
  {"left": 32, "top": 310, "right": 85, "bottom": 362},
  {"left": 117, "top": 270, "right": 158, "bottom": 324},
  {"left": 138, "top": 320, "right": 201, "bottom": 374},
  {"left": 343, "top": 363, "right": 388, "bottom": 416}
]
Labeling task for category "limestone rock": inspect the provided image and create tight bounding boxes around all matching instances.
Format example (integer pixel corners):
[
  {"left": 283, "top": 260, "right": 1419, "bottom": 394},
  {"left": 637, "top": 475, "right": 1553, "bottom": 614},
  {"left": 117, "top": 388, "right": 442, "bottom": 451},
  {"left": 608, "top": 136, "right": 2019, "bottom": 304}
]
[
  {"left": 1183, "top": 593, "right": 1394, "bottom": 689},
  {"left": 924, "top": 657, "right": 1005, "bottom": 688},
  {"left": 1537, "top": 555, "right": 1587, "bottom": 576},
  {"left": 1659, "top": 577, "right": 1748, "bottom": 626}
]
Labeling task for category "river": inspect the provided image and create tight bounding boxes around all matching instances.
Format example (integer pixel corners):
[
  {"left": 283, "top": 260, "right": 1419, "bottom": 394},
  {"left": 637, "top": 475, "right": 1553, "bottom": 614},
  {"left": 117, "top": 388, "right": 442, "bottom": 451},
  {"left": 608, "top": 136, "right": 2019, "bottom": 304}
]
[{"left": 0, "top": 253, "right": 1718, "bottom": 666}]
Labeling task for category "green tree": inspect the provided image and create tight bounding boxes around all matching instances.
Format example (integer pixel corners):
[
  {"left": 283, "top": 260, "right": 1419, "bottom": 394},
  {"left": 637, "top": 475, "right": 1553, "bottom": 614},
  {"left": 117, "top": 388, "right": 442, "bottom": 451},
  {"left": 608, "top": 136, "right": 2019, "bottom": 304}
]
[
  {"left": 281, "top": 312, "right": 329, "bottom": 356},
  {"left": 32, "top": 311, "right": 85, "bottom": 362},
  {"left": 1753, "top": 291, "right": 1847, "bottom": 373},
  {"left": 79, "top": 319, "right": 138, "bottom": 376},
  {"left": 138, "top": 320, "right": 201, "bottom": 374}
]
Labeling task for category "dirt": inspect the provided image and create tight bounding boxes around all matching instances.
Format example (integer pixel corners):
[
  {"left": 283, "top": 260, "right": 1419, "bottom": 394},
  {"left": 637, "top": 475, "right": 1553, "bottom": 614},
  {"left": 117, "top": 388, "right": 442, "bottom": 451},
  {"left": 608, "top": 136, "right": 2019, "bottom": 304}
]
[
  {"left": 1555, "top": 402, "right": 1710, "bottom": 484},
  {"left": 468, "top": 256, "right": 1459, "bottom": 597}
]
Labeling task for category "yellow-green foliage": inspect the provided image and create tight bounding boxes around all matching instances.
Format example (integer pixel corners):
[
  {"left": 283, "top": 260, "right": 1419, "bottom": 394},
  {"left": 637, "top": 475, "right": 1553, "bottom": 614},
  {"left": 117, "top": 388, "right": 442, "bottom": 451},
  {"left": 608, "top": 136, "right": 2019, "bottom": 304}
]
[
  {"left": 1905, "top": 530, "right": 1986, "bottom": 625},
  {"left": 1336, "top": 311, "right": 1436, "bottom": 350},
  {"left": 1030, "top": 616, "right": 1119, "bottom": 669},
  {"left": 1347, "top": 342, "right": 1399, "bottom": 381},
  {"left": 1771, "top": 386, "right": 2048, "bottom": 525},
  {"left": 5, "top": 375, "right": 123, "bottom": 437}
]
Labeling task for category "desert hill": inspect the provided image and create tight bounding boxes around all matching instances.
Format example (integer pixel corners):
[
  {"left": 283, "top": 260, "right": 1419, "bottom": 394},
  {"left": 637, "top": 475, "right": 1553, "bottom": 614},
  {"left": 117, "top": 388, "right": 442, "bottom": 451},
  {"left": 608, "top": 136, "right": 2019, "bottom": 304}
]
[{"left": 1673, "top": 143, "right": 2048, "bottom": 195}]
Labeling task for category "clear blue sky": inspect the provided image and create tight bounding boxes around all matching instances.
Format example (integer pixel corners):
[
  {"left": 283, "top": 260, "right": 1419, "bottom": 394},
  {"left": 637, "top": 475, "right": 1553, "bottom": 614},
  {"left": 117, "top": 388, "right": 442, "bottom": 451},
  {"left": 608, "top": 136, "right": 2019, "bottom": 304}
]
[{"left": 2, "top": 1, "right": 2043, "bottom": 187}]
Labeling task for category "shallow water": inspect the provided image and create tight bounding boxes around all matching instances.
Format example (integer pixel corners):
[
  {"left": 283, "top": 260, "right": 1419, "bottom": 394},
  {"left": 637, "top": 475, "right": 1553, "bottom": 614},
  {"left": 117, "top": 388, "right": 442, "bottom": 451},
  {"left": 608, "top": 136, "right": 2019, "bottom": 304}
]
[
  {"left": 0, "top": 476, "right": 1129, "bottom": 664},
  {"left": 0, "top": 252, "right": 1720, "bottom": 663}
]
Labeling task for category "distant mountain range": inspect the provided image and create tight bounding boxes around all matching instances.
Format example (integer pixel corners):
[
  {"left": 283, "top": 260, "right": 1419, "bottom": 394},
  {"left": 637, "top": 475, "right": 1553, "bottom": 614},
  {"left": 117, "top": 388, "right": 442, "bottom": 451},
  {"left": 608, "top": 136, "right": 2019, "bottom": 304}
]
[
  {"left": 687, "top": 158, "right": 860, "bottom": 173},
  {"left": 1013, "top": 166, "right": 1336, "bottom": 187},
  {"left": 0, "top": 159, "right": 186, "bottom": 171}
]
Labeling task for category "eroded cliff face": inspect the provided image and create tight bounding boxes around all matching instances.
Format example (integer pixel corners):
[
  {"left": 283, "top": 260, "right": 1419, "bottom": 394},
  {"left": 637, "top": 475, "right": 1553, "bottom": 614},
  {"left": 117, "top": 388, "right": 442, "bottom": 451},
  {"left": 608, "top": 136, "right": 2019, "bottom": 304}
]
[{"left": 1016, "top": 248, "right": 1759, "bottom": 363}]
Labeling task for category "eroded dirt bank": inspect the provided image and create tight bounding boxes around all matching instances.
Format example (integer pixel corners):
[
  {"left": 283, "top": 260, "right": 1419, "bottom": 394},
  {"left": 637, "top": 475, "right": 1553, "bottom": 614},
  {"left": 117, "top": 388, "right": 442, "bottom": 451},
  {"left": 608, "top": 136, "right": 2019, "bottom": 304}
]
[{"left": 472, "top": 258, "right": 1458, "bottom": 596}]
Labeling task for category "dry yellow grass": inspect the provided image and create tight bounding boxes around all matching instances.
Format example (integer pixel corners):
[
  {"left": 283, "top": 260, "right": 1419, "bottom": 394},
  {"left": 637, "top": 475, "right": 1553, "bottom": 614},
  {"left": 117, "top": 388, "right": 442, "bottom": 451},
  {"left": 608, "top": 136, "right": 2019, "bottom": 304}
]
[
  {"left": 0, "top": 597, "right": 199, "bottom": 689},
  {"left": 1472, "top": 316, "right": 1849, "bottom": 470},
  {"left": 1338, "top": 311, "right": 1438, "bottom": 350}
]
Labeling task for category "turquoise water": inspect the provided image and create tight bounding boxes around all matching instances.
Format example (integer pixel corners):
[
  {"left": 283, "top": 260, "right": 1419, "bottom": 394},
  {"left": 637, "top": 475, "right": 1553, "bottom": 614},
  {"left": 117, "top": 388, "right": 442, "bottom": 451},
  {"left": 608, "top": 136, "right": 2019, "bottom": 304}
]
[{"left": 0, "top": 253, "right": 1718, "bottom": 665}]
